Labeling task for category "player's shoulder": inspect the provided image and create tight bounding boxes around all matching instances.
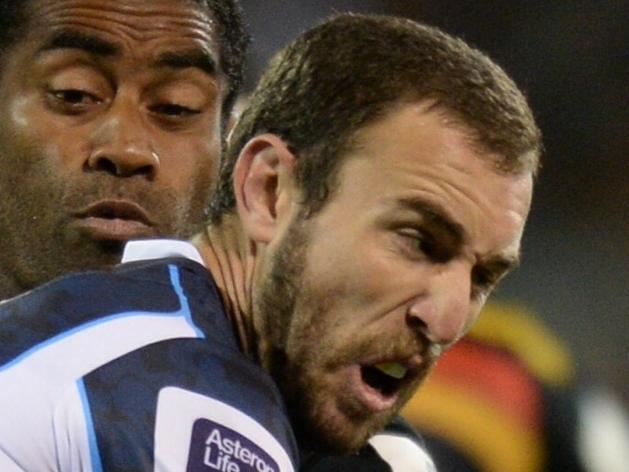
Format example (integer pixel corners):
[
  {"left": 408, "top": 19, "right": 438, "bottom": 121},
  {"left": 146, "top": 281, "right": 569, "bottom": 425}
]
[
  {"left": 49, "top": 341, "right": 298, "bottom": 472},
  {"left": 0, "top": 257, "right": 299, "bottom": 471}
]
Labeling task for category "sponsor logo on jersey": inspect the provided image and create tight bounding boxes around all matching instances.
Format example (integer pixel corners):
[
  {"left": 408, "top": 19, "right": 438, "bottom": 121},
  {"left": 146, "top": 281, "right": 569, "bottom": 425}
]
[{"left": 187, "top": 418, "right": 279, "bottom": 472}]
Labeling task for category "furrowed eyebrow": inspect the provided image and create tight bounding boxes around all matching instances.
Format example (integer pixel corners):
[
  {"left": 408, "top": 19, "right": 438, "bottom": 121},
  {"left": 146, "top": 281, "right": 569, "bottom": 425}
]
[
  {"left": 398, "top": 197, "right": 522, "bottom": 276},
  {"left": 398, "top": 197, "right": 465, "bottom": 247},
  {"left": 153, "top": 50, "right": 217, "bottom": 76},
  {"left": 38, "top": 30, "right": 119, "bottom": 57}
]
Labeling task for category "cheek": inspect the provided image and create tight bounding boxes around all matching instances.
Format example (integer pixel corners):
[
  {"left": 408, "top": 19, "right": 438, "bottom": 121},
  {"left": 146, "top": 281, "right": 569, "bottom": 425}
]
[
  {"left": 303, "top": 256, "right": 401, "bottom": 342},
  {"left": 9, "top": 91, "right": 59, "bottom": 140},
  {"left": 460, "top": 299, "right": 485, "bottom": 335},
  {"left": 8, "top": 94, "right": 35, "bottom": 131},
  {"left": 192, "top": 139, "right": 220, "bottom": 179},
  {"left": 158, "top": 137, "right": 219, "bottom": 191},
  {"left": 308, "top": 229, "right": 413, "bottom": 312},
  {"left": 3, "top": 94, "right": 91, "bottom": 170}
]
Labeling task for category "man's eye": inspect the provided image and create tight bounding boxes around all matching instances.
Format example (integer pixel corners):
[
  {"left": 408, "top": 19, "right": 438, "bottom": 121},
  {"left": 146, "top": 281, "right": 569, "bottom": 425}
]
[
  {"left": 414, "top": 233, "right": 437, "bottom": 258},
  {"left": 470, "top": 266, "right": 500, "bottom": 299},
  {"left": 398, "top": 230, "right": 447, "bottom": 262},
  {"left": 46, "top": 89, "right": 103, "bottom": 115},
  {"left": 150, "top": 103, "right": 200, "bottom": 117},
  {"left": 49, "top": 89, "right": 100, "bottom": 105}
]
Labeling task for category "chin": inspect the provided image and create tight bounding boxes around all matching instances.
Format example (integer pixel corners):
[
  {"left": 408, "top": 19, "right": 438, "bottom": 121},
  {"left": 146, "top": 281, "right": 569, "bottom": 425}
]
[{"left": 289, "top": 394, "right": 391, "bottom": 455}]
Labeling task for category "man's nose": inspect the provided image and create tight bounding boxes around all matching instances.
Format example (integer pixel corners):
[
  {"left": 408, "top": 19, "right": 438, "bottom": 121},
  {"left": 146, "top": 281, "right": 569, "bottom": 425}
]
[
  {"left": 86, "top": 101, "right": 160, "bottom": 179},
  {"left": 407, "top": 260, "right": 473, "bottom": 346}
]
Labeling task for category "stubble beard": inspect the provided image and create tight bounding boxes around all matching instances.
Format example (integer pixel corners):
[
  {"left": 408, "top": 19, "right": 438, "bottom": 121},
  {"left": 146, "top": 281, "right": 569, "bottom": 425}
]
[
  {"left": 0, "top": 150, "right": 207, "bottom": 299},
  {"left": 254, "top": 218, "right": 403, "bottom": 454}
]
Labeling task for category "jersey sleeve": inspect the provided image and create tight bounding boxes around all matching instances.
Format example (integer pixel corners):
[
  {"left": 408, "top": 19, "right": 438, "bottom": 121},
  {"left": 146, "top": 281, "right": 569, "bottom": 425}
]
[
  {"left": 73, "top": 338, "right": 298, "bottom": 472},
  {"left": 1, "top": 259, "right": 298, "bottom": 472}
]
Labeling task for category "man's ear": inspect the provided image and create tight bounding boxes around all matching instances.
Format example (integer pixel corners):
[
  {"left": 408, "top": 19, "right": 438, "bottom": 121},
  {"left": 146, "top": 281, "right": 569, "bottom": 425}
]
[{"left": 233, "top": 134, "right": 297, "bottom": 243}]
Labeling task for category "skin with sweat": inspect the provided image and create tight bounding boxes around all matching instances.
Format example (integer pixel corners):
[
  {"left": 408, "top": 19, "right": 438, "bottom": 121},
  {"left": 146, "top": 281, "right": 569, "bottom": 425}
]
[
  {"left": 0, "top": 0, "right": 225, "bottom": 298},
  {"left": 198, "top": 102, "right": 533, "bottom": 453}
]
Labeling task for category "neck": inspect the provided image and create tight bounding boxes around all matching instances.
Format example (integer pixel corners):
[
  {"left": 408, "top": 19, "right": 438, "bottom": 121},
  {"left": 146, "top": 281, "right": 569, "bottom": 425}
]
[
  {"left": 0, "top": 269, "right": 21, "bottom": 301},
  {"left": 192, "top": 217, "right": 258, "bottom": 359}
]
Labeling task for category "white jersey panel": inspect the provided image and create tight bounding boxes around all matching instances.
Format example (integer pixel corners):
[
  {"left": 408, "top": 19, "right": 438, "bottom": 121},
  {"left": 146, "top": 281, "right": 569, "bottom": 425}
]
[
  {"left": 154, "top": 387, "right": 295, "bottom": 472},
  {"left": 53, "top": 380, "right": 103, "bottom": 472},
  {"left": 0, "top": 310, "right": 201, "bottom": 471}
]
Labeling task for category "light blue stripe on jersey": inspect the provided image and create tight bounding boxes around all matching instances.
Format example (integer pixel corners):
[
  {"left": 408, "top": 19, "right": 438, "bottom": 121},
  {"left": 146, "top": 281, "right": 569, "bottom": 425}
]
[
  {"left": 78, "top": 378, "right": 103, "bottom": 472},
  {"left": 168, "top": 264, "right": 204, "bottom": 339},
  {"left": 0, "top": 265, "right": 203, "bottom": 372}
]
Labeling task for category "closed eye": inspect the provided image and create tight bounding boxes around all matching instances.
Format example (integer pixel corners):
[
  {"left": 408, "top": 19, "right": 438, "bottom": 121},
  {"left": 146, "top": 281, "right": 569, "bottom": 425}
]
[{"left": 149, "top": 103, "right": 200, "bottom": 117}]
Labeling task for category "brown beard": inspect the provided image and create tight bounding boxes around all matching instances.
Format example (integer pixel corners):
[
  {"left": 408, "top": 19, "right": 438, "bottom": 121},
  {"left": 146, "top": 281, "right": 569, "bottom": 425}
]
[{"left": 253, "top": 216, "right": 434, "bottom": 454}]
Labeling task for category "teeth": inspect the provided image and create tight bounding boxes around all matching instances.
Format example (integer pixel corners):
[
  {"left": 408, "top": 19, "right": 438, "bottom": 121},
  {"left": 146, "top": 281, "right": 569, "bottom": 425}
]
[{"left": 374, "top": 362, "right": 407, "bottom": 380}]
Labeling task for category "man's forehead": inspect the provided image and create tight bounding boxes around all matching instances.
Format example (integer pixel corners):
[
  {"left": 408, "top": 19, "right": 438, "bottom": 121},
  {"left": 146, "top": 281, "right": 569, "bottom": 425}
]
[
  {"left": 26, "top": 0, "right": 219, "bottom": 51},
  {"left": 20, "top": 0, "right": 223, "bottom": 76},
  {"left": 334, "top": 101, "right": 533, "bottom": 258}
]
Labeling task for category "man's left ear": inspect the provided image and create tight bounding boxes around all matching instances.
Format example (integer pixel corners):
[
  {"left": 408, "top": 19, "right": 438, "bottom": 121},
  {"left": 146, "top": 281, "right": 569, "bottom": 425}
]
[{"left": 232, "top": 134, "right": 297, "bottom": 243}]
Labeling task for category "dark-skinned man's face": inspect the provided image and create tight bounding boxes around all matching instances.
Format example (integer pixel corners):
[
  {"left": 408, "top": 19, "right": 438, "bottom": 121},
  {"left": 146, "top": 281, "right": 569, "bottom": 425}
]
[{"left": 0, "top": 0, "right": 227, "bottom": 297}]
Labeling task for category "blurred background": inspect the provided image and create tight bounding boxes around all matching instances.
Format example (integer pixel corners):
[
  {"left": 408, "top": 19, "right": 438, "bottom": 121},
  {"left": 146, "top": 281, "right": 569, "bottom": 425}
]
[{"left": 238, "top": 0, "right": 628, "bottom": 409}]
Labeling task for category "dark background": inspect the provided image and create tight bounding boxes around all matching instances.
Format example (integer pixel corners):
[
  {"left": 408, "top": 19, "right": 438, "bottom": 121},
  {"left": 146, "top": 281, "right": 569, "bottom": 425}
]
[{"left": 239, "top": 0, "right": 628, "bottom": 406}]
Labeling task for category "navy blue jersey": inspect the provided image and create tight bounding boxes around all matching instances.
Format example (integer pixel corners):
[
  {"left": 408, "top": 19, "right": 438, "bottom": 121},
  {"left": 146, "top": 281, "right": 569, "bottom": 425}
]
[{"left": 0, "top": 257, "right": 297, "bottom": 472}]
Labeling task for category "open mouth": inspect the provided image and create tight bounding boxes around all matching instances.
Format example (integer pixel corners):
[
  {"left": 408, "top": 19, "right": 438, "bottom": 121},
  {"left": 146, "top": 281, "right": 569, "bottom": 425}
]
[
  {"left": 361, "top": 362, "right": 409, "bottom": 397},
  {"left": 340, "top": 355, "right": 425, "bottom": 413}
]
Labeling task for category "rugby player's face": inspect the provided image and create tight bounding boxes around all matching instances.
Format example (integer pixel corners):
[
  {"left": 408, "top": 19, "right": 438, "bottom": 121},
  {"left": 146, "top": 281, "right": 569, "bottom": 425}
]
[
  {"left": 0, "top": 0, "right": 224, "bottom": 295},
  {"left": 258, "top": 103, "right": 533, "bottom": 452}
]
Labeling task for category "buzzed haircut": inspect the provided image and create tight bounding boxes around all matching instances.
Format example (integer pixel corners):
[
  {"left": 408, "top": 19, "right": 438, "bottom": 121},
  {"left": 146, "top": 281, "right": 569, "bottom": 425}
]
[
  {"left": 0, "top": 0, "right": 249, "bottom": 121},
  {"left": 210, "top": 13, "right": 542, "bottom": 221}
]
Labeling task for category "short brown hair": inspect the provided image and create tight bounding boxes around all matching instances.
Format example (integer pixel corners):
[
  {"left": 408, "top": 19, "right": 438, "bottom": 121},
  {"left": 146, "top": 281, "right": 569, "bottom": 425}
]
[{"left": 210, "top": 13, "right": 541, "bottom": 220}]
